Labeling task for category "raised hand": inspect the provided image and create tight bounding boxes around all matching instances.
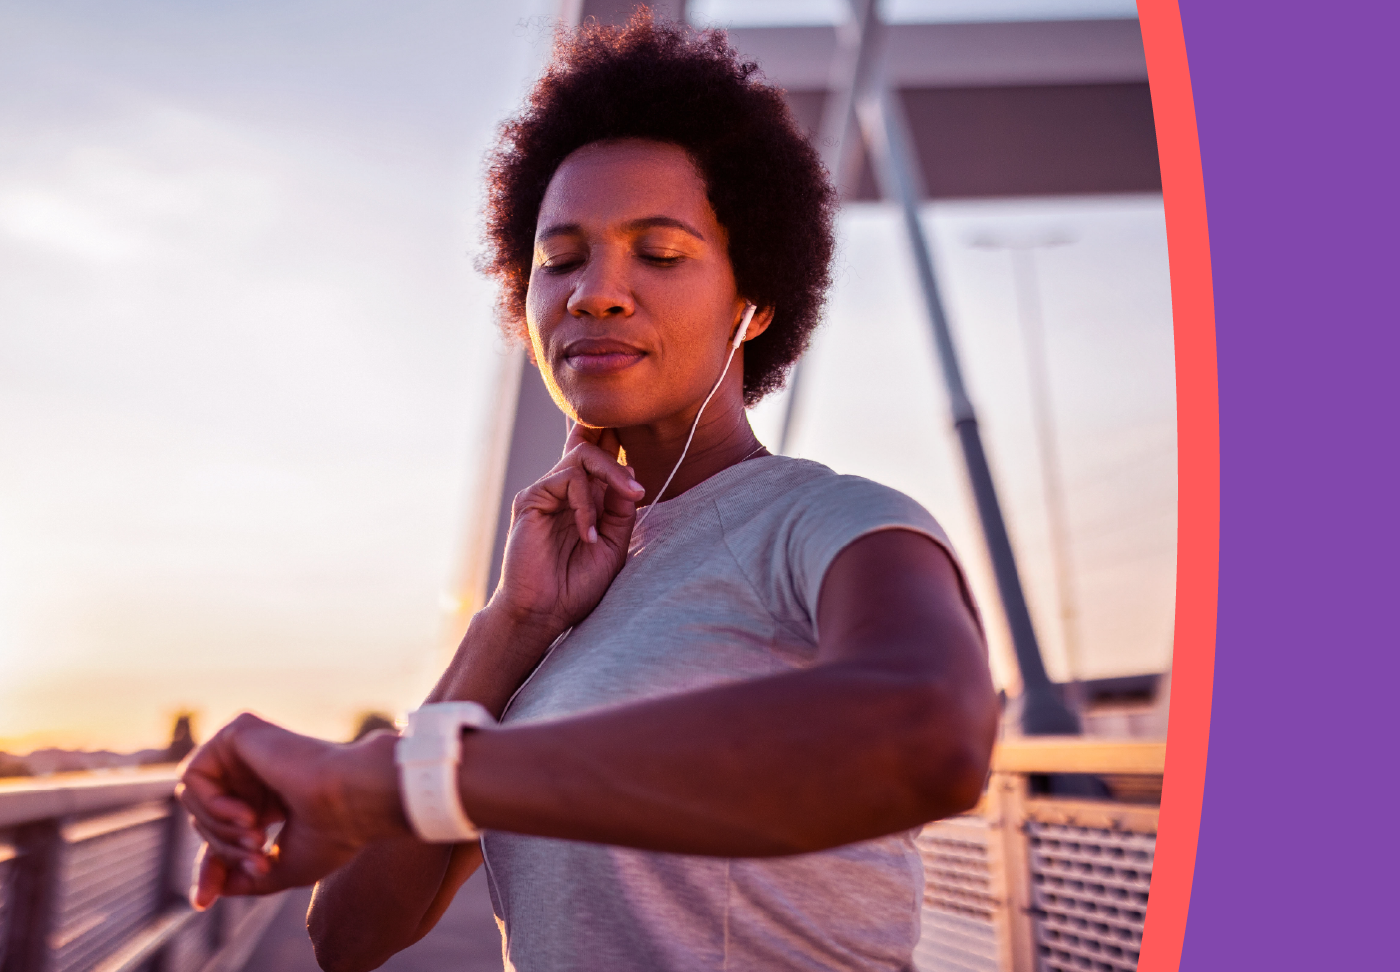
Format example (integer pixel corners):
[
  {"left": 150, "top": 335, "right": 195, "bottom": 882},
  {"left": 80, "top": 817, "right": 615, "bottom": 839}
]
[
  {"left": 176, "top": 713, "right": 404, "bottom": 908},
  {"left": 491, "top": 423, "right": 645, "bottom": 635}
]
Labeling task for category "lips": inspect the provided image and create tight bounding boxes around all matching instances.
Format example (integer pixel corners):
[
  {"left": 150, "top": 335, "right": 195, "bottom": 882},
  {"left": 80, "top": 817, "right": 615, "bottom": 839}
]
[{"left": 561, "top": 338, "right": 647, "bottom": 376}]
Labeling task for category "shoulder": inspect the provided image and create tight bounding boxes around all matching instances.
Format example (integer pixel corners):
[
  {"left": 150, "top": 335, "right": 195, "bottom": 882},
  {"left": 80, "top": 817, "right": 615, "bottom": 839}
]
[
  {"left": 725, "top": 456, "right": 949, "bottom": 548},
  {"left": 720, "top": 454, "right": 917, "bottom": 505},
  {"left": 714, "top": 456, "right": 964, "bottom": 624}
]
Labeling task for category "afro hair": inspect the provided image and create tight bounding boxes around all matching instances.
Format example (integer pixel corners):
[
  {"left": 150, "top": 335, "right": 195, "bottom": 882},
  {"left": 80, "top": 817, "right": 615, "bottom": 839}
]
[{"left": 479, "top": 10, "right": 838, "bottom": 405}]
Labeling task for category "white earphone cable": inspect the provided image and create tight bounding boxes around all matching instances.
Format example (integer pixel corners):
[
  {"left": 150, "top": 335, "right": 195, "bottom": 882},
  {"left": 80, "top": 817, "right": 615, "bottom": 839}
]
[{"left": 635, "top": 303, "right": 756, "bottom": 530}]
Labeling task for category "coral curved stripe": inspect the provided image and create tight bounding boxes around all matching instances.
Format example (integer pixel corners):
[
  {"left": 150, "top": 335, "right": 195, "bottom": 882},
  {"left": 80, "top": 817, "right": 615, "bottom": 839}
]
[{"left": 1135, "top": 2, "right": 1220, "bottom": 970}]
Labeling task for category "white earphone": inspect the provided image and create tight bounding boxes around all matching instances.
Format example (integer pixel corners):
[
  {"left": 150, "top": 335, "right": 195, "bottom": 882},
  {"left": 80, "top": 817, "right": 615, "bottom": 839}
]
[
  {"left": 732, "top": 301, "right": 757, "bottom": 349},
  {"left": 636, "top": 302, "right": 758, "bottom": 528}
]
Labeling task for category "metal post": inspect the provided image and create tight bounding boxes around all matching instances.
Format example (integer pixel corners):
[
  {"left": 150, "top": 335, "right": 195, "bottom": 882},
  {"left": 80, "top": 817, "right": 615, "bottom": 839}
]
[
  {"left": 1008, "top": 244, "right": 1083, "bottom": 697},
  {"left": 2, "top": 819, "right": 61, "bottom": 972},
  {"left": 777, "top": 0, "right": 880, "bottom": 456},
  {"left": 855, "top": 77, "right": 1079, "bottom": 735}
]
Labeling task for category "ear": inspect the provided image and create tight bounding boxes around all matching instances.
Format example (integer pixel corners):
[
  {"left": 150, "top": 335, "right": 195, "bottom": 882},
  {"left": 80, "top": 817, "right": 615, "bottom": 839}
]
[{"left": 738, "top": 304, "right": 776, "bottom": 343}]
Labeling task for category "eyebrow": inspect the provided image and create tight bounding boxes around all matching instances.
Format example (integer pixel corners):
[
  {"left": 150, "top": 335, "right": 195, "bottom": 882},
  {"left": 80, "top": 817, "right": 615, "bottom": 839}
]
[
  {"left": 536, "top": 215, "right": 706, "bottom": 243},
  {"left": 624, "top": 216, "right": 706, "bottom": 240}
]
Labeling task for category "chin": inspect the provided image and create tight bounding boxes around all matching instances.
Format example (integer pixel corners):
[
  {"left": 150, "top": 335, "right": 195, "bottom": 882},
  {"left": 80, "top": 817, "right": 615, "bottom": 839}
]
[
  {"left": 568, "top": 400, "right": 653, "bottom": 431},
  {"left": 552, "top": 374, "right": 657, "bottom": 431}
]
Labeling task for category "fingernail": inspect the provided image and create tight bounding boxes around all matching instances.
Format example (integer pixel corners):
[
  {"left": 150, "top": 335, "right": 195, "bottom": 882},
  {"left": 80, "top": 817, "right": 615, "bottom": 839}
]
[
  {"left": 242, "top": 858, "right": 262, "bottom": 876},
  {"left": 587, "top": 526, "right": 598, "bottom": 543},
  {"left": 627, "top": 479, "right": 644, "bottom": 494}
]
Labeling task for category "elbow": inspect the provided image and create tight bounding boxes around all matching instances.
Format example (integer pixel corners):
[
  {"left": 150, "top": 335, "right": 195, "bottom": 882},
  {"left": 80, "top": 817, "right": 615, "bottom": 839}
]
[
  {"left": 310, "top": 949, "right": 364, "bottom": 972},
  {"left": 307, "top": 887, "right": 397, "bottom": 972},
  {"left": 307, "top": 924, "right": 366, "bottom": 972},
  {"left": 309, "top": 930, "right": 389, "bottom": 972},
  {"left": 902, "top": 674, "right": 998, "bottom": 821},
  {"left": 931, "top": 739, "right": 993, "bottom": 817}
]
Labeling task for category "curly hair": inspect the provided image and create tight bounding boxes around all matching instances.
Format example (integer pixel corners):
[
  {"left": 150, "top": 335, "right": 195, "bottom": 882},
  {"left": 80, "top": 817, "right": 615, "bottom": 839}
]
[{"left": 480, "top": 10, "right": 837, "bottom": 405}]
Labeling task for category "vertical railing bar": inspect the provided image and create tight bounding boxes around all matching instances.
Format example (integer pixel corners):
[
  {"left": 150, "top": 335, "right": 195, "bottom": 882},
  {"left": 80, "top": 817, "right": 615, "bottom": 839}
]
[
  {"left": 1, "top": 818, "right": 63, "bottom": 972},
  {"left": 153, "top": 797, "right": 187, "bottom": 972}
]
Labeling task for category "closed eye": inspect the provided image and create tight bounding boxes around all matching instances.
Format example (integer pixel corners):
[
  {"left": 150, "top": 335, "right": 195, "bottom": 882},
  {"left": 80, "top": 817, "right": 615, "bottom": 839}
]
[
  {"left": 540, "top": 255, "right": 585, "bottom": 273},
  {"left": 639, "top": 252, "right": 684, "bottom": 267}
]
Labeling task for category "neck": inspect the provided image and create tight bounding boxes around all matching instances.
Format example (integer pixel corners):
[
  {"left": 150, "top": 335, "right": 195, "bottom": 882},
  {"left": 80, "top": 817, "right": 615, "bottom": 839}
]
[{"left": 616, "top": 396, "right": 766, "bottom": 508}]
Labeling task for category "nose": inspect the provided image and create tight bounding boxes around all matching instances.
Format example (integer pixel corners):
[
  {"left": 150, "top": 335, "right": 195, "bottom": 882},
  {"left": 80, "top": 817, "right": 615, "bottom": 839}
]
[{"left": 566, "top": 250, "right": 634, "bottom": 320}]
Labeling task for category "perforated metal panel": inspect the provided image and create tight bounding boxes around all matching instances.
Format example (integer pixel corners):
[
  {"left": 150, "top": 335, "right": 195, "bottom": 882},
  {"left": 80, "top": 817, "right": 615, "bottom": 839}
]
[
  {"left": 1028, "top": 820, "right": 1153, "bottom": 972},
  {"left": 49, "top": 802, "right": 170, "bottom": 972},
  {"left": 914, "top": 816, "right": 1004, "bottom": 972}
]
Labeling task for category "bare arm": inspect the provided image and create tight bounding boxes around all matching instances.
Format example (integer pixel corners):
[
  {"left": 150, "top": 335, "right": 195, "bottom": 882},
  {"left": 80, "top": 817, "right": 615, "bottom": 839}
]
[
  {"left": 181, "top": 531, "right": 995, "bottom": 882},
  {"left": 453, "top": 529, "right": 996, "bottom": 855},
  {"left": 306, "top": 429, "right": 644, "bottom": 972},
  {"left": 305, "top": 606, "right": 560, "bottom": 972},
  {"left": 182, "top": 441, "right": 994, "bottom": 959}
]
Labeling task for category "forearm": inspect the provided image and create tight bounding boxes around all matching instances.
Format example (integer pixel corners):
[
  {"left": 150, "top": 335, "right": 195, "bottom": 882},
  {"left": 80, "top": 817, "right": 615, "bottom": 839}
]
[
  {"left": 426, "top": 600, "right": 568, "bottom": 716},
  {"left": 306, "top": 604, "right": 558, "bottom": 970},
  {"left": 308, "top": 839, "right": 459, "bottom": 972},
  {"left": 457, "top": 658, "right": 997, "bottom": 856}
]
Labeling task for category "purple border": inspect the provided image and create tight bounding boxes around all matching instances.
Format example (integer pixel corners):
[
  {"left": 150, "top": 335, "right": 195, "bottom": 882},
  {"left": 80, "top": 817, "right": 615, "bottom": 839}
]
[{"left": 1178, "top": 2, "right": 1397, "bottom": 967}]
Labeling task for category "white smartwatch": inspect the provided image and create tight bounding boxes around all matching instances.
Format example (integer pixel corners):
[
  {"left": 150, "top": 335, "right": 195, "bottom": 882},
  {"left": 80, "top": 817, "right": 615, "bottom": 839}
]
[{"left": 395, "top": 701, "right": 497, "bottom": 842}]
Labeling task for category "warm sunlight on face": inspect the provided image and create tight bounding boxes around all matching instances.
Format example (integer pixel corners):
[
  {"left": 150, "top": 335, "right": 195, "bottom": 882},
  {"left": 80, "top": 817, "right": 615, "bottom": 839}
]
[{"left": 525, "top": 139, "right": 758, "bottom": 431}]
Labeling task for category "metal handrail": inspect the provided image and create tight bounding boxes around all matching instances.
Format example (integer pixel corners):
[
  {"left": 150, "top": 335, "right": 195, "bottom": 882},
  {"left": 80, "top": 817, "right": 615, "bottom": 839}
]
[
  {"left": 0, "top": 768, "right": 180, "bottom": 830},
  {"left": 2, "top": 740, "right": 1166, "bottom": 972},
  {"left": 991, "top": 738, "right": 1166, "bottom": 776},
  {"left": 0, "top": 769, "right": 283, "bottom": 972}
]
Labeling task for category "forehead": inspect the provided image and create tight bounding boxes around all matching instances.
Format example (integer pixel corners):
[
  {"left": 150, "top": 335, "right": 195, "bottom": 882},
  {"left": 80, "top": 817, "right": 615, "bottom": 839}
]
[{"left": 537, "top": 140, "right": 717, "bottom": 236}]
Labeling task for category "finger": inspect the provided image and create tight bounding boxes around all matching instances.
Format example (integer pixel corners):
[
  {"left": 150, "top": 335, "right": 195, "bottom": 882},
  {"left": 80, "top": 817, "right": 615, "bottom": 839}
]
[
  {"left": 564, "top": 421, "right": 620, "bottom": 460},
  {"left": 598, "top": 479, "right": 639, "bottom": 550},
  {"left": 200, "top": 849, "right": 279, "bottom": 900},
  {"left": 208, "top": 793, "right": 262, "bottom": 830},
  {"left": 590, "top": 475, "right": 607, "bottom": 524},
  {"left": 600, "top": 474, "right": 640, "bottom": 523},
  {"left": 516, "top": 459, "right": 642, "bottom": 544},
  {"left": 185, "top": 801, "right": 258, "bottom": 850},
  {"left": 217, "top": 863, "right": 277, "bottom": 897},
  {"left": 179, "top": 770, "right": 258, "bottom": 829},
  {"left": 562, "top": 442, "right": 645, "bottom": 501},
  {"left": 563, "top": 421, "right": 593, "bottom": 456},
  {"left": 596, "top": 427, "right": 624, "bottom": 460},
  {"left": 564, "top": 466, "right": 599, "bottom": 543},
  {"left": 518, "top": 467, "right": 589, "bottom": 517},
  {"left": 254, "top": 805, "right": 288, "bottom": 835},
  {"left": 193, "top": 816, "right": 265, "bottom": 855},
  {"left": 181, "top": 790, "right": 264, "bottom": 851},
  {"left": 191, "top": 843, "right": 227, "bottom": 911},
  {"left": 191, "top": 820, "right": 266, "bottom": 865}
]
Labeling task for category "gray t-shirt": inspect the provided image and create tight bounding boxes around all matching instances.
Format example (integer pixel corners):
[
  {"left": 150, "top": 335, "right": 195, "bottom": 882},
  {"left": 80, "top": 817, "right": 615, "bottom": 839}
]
[{"left": 481, "top": 455, "right": 973, "bottom": 972}]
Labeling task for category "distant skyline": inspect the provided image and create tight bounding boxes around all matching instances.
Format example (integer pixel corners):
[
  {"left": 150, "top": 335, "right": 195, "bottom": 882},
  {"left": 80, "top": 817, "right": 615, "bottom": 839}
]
[{"left": 0, "top": 0, "right": 1173, "bottom": 753}]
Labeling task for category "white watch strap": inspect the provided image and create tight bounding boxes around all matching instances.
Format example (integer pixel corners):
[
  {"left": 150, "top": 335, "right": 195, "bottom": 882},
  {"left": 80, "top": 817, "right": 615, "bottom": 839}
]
[{"left": 395, "top": 702, "right": 496, "bottom": 842}]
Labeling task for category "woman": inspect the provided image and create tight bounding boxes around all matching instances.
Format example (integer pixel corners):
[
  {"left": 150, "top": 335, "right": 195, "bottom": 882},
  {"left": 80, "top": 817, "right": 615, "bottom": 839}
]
[{"left": 180, "top": 14, "right": 997, "bottom": 972}]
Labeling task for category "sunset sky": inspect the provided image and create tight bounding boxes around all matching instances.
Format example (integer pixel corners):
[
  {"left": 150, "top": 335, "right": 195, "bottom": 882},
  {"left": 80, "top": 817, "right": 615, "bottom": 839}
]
[{"left": 0, "top": 0, "right": 1170, "bottom": 753}]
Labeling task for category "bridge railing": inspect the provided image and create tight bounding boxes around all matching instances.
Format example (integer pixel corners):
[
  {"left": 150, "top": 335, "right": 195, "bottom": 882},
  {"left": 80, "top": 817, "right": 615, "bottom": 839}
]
[
  {"left": 3, "top": 738, "right": 1166, "bottom": 972},
  {"left": 0, "top": 768, "right": 284, "bottom": 972},
  {"left": 914, "top": 738, "right": 1165, "bottom": 972}
]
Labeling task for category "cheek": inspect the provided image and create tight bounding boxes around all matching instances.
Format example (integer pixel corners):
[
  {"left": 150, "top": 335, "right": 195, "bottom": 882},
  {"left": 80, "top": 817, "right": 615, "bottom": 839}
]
[
  {"left": 524, "top": 275, "right": 563, "bottom": 337},
  {"left": 524, "top": 273, "right": 546, "bottom": 319}
]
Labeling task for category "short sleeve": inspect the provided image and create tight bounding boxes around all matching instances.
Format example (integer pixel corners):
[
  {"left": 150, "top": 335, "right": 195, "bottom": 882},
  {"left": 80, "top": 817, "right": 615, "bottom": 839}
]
[{"left": 782, "top": 475, "right": 973, "bottom": 638}]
